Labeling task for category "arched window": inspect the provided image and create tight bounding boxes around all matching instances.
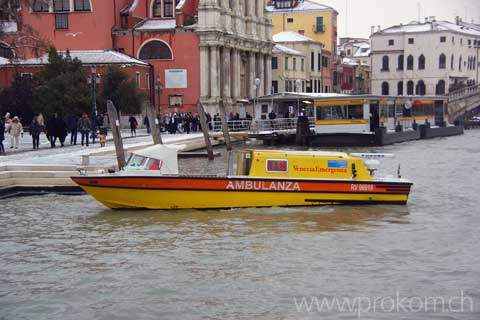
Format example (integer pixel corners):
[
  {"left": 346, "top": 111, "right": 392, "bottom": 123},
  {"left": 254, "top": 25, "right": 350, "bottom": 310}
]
[
  {"left": 0, "top": 43, "right": 14, "bottom": 59},
  {"left": 459, "top": 56, "right": 462, "bottom": 71},
  {"left": 451, "top": 54, "right": 454, "bottom": 70},
  {"left": 418, "top": 54, "right": 425, "bottom": 70},
  {"left": 381, "top": 82, "right": 389, "bottom": 95},
  {"left": 139, "top": 40, "right": 173, "bottom": 60},
  {"left": 397, "top": 54, "right": 404, "bottom": 70},
  {"left": 438, "top": 53, "right": 446, "bottom": 69},
  {"left": 435, "top": 80, "right": 445, "bottom": 95},
  {"left": 416, "top": 80, "right": 426, "bottom": 96},
  {"left": 397, "top": 81, "right": 403, "bottom": 95},
  {"left": 407, "top": 80, "right": 414, "bottom": 95},
  {"left": 152, "top": 0, "right": 175, "bottom": 18},
  {"left": 381, "top": 55, "right": 389, "bottom": 71},
  {"left": 474, "top": 57, "right": 477, "bottom": 70},
  {"left": 407, "top": 55, "right": 414, "bottom": 70}
]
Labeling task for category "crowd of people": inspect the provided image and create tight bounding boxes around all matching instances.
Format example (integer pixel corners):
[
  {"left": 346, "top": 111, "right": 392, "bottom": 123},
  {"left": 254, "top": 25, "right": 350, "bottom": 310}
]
[
  {"left": 0, "top": 110, "right": 256, "bottom": 155},
  {"left": 0, "top": 112, "right": 108, "bottom": 155}
]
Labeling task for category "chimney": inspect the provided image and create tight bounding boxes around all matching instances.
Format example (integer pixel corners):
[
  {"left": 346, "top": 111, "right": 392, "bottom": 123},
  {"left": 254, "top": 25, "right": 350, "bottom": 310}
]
[
  {"left": 429, "top": 16, "right": 436, "bottom": 22},
  {"left": 377, "top": 25, "right": 381, "bottom": 32},
  {"left": 456, "top": 16, "right": 460, "bottom": 25},
  {"left": 371, "top": 25, "right": 375, "bottom": 35},
  {"left": 425, "top": 17, "right": 429, "bottom": 22}
]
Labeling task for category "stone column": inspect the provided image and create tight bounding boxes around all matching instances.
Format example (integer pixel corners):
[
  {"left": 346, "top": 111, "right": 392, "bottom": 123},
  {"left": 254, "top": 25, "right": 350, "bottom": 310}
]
[
  {"left": 231, "top": 49, "right": 241, "bottom": 99},
  {"left": 221, "top": 47, "right": 231, "bottom": 99},
  {"left": 210, "top": 45, "right": 220, "bottom": 99},
  {"left": 248, "top": 0, "right": 255, "bottom": 17},
  {"left": 264, "top": 54, "right": 272, "bottom": 96},
  {"left": 200, "top": 45, "right": 210, "bottom": 98},
  {"left": 256, "top": 53, "right": 265, "bottom": 96},
  {"left": 247, "top": 51, "right": 256, "bottom": 98},
  {"left": 256, "top": 0, "right": 264, "bottom": 18}
]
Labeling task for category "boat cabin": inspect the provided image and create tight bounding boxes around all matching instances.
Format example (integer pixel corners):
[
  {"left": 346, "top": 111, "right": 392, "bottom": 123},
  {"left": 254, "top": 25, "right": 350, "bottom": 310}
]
[
  {"left": 124, "top": 144, "right": 183, "bottom": 175},
  {"left": 231, "top": 150, "right": 372, "bottom": 181}
]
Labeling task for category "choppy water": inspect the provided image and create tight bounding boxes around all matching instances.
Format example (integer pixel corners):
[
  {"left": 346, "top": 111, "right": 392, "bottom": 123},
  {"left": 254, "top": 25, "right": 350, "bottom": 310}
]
[{"left": 1, "top": 131, "right": 480, "bottom": 319}]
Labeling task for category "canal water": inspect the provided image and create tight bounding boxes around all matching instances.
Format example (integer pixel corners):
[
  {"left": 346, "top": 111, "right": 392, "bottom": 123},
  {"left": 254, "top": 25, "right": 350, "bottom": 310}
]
[{"left": 1, "top": 131, "right": 480, "bottom": 319}]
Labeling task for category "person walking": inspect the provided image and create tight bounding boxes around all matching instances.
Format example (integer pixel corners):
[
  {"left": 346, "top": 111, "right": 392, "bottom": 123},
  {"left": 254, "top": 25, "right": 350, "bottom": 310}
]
[
  {"left": 56, "top": 115, "right": 68, "bottom": 147},
  {"left": 0, "top": 117, "right": 5, "bottom": 154},
  {"left": 128, "top": 115, "right": 138, "bottom": 137},
  {"left": 143, "top": 115, "right": 150, "bottom": 134},
  {"left": 45, "top": 114, "right": 58, "bottom": 147},
  {"left": 78, "top": 112, "right": 92, "bottom": 146},
  {"left": 29, "top": 117, "right": 41, "bottom": 149},
  {"left": 66, "top": 114, "right": 78, "bottom": 145},
  {"left": 8, "top": 116, "right": 23, "bottom": 149}
]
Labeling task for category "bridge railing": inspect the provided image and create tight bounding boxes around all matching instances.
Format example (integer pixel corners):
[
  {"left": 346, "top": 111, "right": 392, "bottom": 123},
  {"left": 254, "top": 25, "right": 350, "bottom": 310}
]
[
  {"left": 448, "top": 84, "right": 480, "bottom": 102},
  {"left": 249, "top": 117, "right": 315, "bottom": 133}
]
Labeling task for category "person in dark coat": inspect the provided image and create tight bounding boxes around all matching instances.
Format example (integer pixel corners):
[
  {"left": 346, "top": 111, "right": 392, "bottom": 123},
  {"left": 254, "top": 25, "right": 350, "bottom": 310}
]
[
  {"left": 66, "top": 114, "right": 78, "bottom": 145},
  {"left": 29, "top": 117, "right": 41, "bottom": 149},
  {"left": 56, "top": 116, "right": 68, "bottom": 147},
  {"left": 45, "top": 114, "right": 58, "bottom": 148},
  {"left": 128, "top": 115, "right": 138, "bottom": 137},
  {"left": 143, "top": 116, "right": 150, "bottom": 134},
  {"left": 0, "top": 118, "right": 5, "bottom": 154},
  {"left": 77, "top": 112, "right": 92, "bottom": 146}
]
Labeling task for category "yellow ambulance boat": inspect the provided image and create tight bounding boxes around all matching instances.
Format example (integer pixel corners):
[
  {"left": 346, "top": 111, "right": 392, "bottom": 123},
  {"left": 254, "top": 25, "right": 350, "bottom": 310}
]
[{"left": 71, "top": 145, "right": 413, "bottom": 210}]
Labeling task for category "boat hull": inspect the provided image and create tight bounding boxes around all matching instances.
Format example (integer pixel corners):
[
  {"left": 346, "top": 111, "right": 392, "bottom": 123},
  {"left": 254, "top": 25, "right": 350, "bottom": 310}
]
[{"left": 72, "top": 176, "right": 412, "bottom": 210}]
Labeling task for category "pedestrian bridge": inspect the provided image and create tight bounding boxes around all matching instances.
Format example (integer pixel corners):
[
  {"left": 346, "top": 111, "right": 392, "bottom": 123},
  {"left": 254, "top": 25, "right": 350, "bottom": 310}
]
[{"left": 447, "top": 84, "right": 480, "bottom": 122}]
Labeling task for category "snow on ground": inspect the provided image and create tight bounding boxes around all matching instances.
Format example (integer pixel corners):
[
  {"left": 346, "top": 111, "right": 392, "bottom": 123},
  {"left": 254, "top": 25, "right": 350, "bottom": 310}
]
[{"left": 0, "top": 129, "right": 204, "bottom": 167}]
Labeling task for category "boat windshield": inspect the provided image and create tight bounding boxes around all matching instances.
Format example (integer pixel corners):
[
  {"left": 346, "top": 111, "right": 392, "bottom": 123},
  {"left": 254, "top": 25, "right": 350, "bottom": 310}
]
[{"left": 126, "top": 154, "right": 147, "bottom": 169}]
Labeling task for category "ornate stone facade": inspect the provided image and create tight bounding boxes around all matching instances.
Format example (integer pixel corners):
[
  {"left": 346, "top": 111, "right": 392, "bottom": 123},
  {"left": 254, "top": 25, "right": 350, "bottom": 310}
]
[{"left": 197, "top": 0, "right": 274, "bottom": 116}]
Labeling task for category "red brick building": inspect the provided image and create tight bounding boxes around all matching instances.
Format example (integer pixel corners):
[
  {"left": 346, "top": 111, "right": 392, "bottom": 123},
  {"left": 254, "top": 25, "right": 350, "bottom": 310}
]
[{"left": 0, "top": 0, "right": 200, "bottom": 113}]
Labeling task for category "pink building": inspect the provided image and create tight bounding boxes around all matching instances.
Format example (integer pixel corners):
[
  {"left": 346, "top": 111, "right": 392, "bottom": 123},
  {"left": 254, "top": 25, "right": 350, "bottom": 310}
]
[{"left": 0, "top": 0, "right": 200, "bottom": 113}]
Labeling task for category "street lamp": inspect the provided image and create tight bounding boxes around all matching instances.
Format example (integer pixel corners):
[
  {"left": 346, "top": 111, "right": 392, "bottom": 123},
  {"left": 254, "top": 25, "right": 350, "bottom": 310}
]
[
  {"left": 89, "top": 66, "right": 100, "bottom": 143},
  {"left": 295, "top": 79, "right": 302, "bottom": 115},
  {"left": 155, "top": 75, "right": 163, "bottom": 116},
  {"left": 253, "top": 78, "right": 261, "bottom": 119}
]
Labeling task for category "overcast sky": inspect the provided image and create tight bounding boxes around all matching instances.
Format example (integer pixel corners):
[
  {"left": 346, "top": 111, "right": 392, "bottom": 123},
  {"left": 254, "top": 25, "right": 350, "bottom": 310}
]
[{"left": 313, "top": 0, "right": 480, "bottom": 39}]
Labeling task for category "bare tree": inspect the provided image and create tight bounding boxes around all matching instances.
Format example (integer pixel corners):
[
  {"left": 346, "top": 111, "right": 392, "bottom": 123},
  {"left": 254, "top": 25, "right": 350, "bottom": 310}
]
[{"left": 0, "top": 0, "right": 51, "bottom": 58}]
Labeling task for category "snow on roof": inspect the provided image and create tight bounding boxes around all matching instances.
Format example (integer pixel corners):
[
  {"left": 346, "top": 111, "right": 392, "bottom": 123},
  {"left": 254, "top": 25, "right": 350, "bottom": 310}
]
[
  {"left": 273, "top": 31, "right": 316, "bottom": 43},
  {"left": 8, "top": 50, "right": 148, "bottom": 66},
  {"left": 273, "top": 44, "right": 304, "bottom": 56},
  {"left": 342, "top": 57, "right": 359, "bottom": 66},
  {"left": 377, "top": 20, "right": 480, "bottom": 37},
  {"left": 120, "top": 0, "right": 139, "bottom": 14},
  {"left": 266, "top": 0, "right": 337, "bottom": 13},
  {"left": 0, "top": 57, "right": 10, "bottom": 65},
  {"left": 136, "top": 19, "right": 177, "bottom": 31}
]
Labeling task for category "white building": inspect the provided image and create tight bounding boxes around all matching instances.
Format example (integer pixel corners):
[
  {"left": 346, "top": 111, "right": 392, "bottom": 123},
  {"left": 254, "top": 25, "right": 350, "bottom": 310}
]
[{"left": 370, "top": 19, "right": 480, "bottom": 96}]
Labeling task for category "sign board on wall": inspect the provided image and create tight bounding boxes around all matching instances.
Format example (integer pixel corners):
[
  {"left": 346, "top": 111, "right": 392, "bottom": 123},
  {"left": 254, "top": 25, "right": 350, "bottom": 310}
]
[{"left": 165, "top": 69, "right": 187, "bottom": 88}]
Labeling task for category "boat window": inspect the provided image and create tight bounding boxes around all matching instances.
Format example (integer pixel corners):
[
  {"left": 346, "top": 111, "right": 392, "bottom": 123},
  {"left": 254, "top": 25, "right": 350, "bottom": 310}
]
[
  {"left": 412, "top": 103, "right": 434, "bottom": 117},
  {"left": 316, "top": 104, "right": 364, "bottom": 121},
  {"left": 266, "top": 160, "right": 288, "bottom": 173},
  {"left": 146, "top": 159, "right": 163, "bottom": 171},
  {"left": 380, "top": 104, "right": 395, "bottom": 118},
  {"left": 126, "top": 155, "right": 147, "bottom": 169}
]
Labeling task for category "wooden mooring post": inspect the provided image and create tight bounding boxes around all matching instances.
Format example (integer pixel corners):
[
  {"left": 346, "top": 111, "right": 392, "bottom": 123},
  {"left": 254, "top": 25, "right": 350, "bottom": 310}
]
[
  {"left": 146, "top": 103, "right": 163, "bottom": 145},
  {"left": 197, "top": 101, "right": 215, "bottom": 160},
  {"left": 219, "top": 99, "right": 232, "bottom": 151},
  {"left": 107, "top": 100, "right": 126, "bottom": 169}
]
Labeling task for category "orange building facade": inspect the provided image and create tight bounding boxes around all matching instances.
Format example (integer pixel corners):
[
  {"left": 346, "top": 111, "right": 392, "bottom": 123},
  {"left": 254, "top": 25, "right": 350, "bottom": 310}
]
[{"left": 0, "top": 0, "right": 201, "bottom": 114}]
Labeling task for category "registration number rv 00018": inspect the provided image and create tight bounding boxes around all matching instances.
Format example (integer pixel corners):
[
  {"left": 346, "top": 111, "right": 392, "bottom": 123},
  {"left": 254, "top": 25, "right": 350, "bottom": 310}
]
[{"left": 350, "top": 184, "right": 374, "bottom": 192}]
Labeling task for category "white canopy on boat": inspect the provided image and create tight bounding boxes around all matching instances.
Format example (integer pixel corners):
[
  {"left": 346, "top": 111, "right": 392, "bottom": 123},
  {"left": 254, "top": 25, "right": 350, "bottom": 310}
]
[{"left": 126, "top": 144, "right": 185, "bottom": 175}]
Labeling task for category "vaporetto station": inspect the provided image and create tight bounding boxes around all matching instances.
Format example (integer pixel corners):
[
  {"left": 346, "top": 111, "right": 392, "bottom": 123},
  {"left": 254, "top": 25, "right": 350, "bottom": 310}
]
[{"left": 254, "top": 93, "right": 464, "bottom": 146}]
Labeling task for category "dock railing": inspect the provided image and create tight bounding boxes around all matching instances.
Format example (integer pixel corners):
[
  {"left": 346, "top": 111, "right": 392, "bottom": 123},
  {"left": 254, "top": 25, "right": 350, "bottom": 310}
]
[{"left": 249, "top": 117, "right": 316, "bottom": 133}]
